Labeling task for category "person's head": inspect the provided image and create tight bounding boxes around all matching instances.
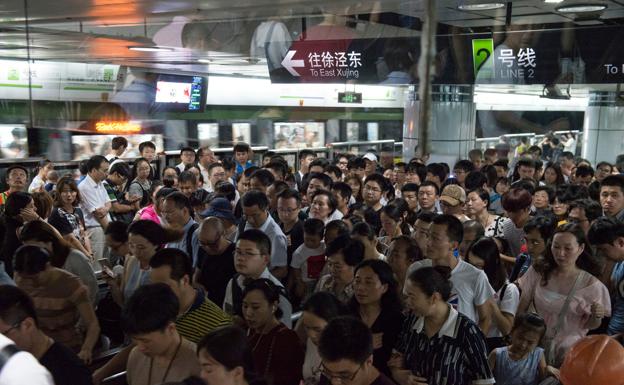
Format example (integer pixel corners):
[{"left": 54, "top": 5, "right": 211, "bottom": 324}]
[
  {"left": 162, "top": 192, "right": 193, "bottom": 227},
  {"left": 264, "top": 161, "right": 288, "bottom": 182},
  {"left": 121, "top": 283, "right": 180, "bottom": 357},
  {"left": 306, "top": 173, "right": 333, "bottom": 202},
  {"left": 542, "top": 163, "right": 565, "bottom": 186},
  {"left": 523, "top": 216, "right": 556, "bottom": 258},
  {"left": 178, "top": 171, "right": 198, "bottom": 198},
  {"left": 484, "top": 148, "right": 498, "bottom": 164},
  {"left": 427, "top": 215, "right": 463, "bottom": 263},
  {"left": 54, "top": 176, "right": 81, "bottom": 207},
  {"left": 362, "top": 153, "right": 378, "bottom": 176},
  {"left": 235, "top": 230, "right": 271, "bottom": 278},
  {"left": 180, "top": 146, "right": 196, "bottom": 166},
  {"left": 517, "top": 158, "right": 536, "bottom": 180},
  {"left": 533, "top": 186, "right": 554, "bottom": 210},
  {"left": 331, "top": 182, "right": 352, "bottom": 211},
  {"left": 413, "top": 211, "right": 435, "bottom": 255},
  {"left": 425, "top": 163, "right": 446, "bottom": 187},
  {"left": 386, "top": 236, "right": 421, "bottom": 279},
  {"left": 325, "top": 165, "right": 343, "bottom": 183},
  {"left": 310, "top": 190, "right": 337, "bottom": 222},
  {"left": 4, "top": 165, "right": 28, "bottom": 192},
  {"left": 30, "top": 191, "right": 52, "bottom": 220},
  {"left": 241, "top": 190, "right": 269, "bottom": 228},
  {"left": 568, "top": 199, "right": 603, "bottom": 235},
  {"left": 237, "top": 166, "right": 258, "bottom": 194},
  {"left": 309, "top": 158, "right": 329, "bottom": 175},
  {"left": 352, "top": 259, "right": 401, "bottom": 313},
  {"left": 406, "top": 162, "right": 426, "bottom": 185},
  {"left": 132, "top": 157, "right": 151, "bottom": 182},
  {"left": 149, "top": 248, "right": 194, "bottom": 306},
  {"left": 458, "top": 220, "right": 484, "bottom": 258},
  {"left": 324, "top": 220, "right": 349, "bottom": 245},
  {"left": 493, "top": 159, "right": 509, "bottom": 179},
  {"left": 345, "top": 175, "right": 363, "bottom": 202},
  {"left": 417, "top": 181, "right": 439, "bottom": 211},
  {"left": 559, "top": 151, "right": 575, "bottom": 169},
  {"left": 453, "top": 160, "right": 475, "bottom": 185},
  {"left": 361, "top": 174, "right": 386, "bottom": 207},
  {"left": 128, "top": 220, "right": 165, "bottom": 262},
  {"left": 162, "top": 166, "right": 180, "bottom": 188},
  {"left": 378, "top": 203, "right": 403, "bottom": 237},
  {"left": 208, "top": 162, "right": 226, "bottom": 187},
  {"left": 86, "top": 155, "right": 109, "bottom": 182},
  {"left": 508, "top": 313, "right": 547, "bottom": 358},
  {"left": 302, "top": 292, "right": 346, "bottom": 346},
  {"left": 469, "top": 149, "right": 483, "bottom": 169},
  {"left": 347, "top": 157, "right": 366, "bottom": 180},
  {"left": 465, "top": 188, "right": 489, "bottom": 217},
  {"left": 393, "top": 162, "right": 407, "bottom": 185},
  {"left": 350, "top": 222, "right": 376, "bottom": 251},
  {"left": 233, "top": 143, "right": 251, "bottom": 164},
  {"left": 304, "top": 218, "right": 325, "bottom": 249},
  {"left": 401, "top": 183, "right": 419, "bottom": 211},
  {"left": 242, "top": 278, "right": 283, "bottom": 331},
  {"left": 404, "top": 266, "right": 453, "bottom": 317},
  {"left": 197, "top": 326, "right": 257, "bottom": 385},
  {"left": 600, "top": 175, "right": 624, "bottom": 217},
  {"left": 35, "top": 159, "right": 53, "bottom": 180},
  {"left": 13, "top": 245, "right": 51, "bottom": 282},
  {"left": 334, "top": 154, "right": 350, "bottom": 173},
  {"left": 105, "top": 221, "right": 129, "bottom": 256},
  {"left": 502, "top": 187, "right": 532, "bottom": 227},
  {"left": 111, "top": 136, "right": 128, "bottom": 156},
  {"left": 18, "top": 220, "right": 72, "bottom": 268},
  {"left": 249, "top": 169, "right": 275, "bottom": 194},
  {"left": 197, "top": 147, "right": 216, "bottom": 168},
  {"left": 4, "top": 191, "right": 34, "bottom": 223},
  {"left": 588, "top": 217, "right": 624, "bottom": 262},
  {"left": 139, "top": 141, "right": 157, "bottom": 162},
  {"left": 0, "top": 285, "right": 42, "bottom": 353},
  {"left": 276, "top": 188, "right": 301, "bottom": 225},
  {"left": 465, "top": 238, "right": 505, "bottom": 291},
  {"left": 439, "top": 184, "right": 466, "bottom": 216},
  {"left": 595, "top": 161, "right": 613, "bottom": 182},
  {"left": 326, "top": 236, "right": 365, "bottom": 284},
  {"left": 299, "top": 150, "right": 317, "bottom": 173},
  {"left": 318, "top": 316, "right": 375, "bottom": 385}
]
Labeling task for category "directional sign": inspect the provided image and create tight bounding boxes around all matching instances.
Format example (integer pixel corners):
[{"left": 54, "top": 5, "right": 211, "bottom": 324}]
[{"left": 281, "top": 51, "right": 305, "bottom": 76}]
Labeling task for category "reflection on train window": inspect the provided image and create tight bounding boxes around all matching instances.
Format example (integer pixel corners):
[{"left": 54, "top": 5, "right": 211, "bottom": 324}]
[
  {"left": 0, "top": 125, "right": 27, "bottom": 159},
  {"left": 273, "top": 122, "right": 325, "bottom": 149}
]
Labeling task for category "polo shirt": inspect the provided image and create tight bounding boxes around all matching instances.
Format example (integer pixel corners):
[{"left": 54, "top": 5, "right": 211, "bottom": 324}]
[
  {"left": 394, "top": 306, "right": 495, "bottom": 385},
  {"left": 175, "top": 288, "right": 232, "bottom": 343},
  {"left": 406, "top": 259, "right": 494, "bottom": 324},
  {"left": 243, "top": 214, "right": 288, "bottom": 268},
  {"left": 78, "top": 174, "right": 111, "bottom": 227}
]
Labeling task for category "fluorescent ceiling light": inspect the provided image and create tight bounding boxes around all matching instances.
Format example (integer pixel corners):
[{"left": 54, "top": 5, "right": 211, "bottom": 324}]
[
  {"left": 556, "top": 3, "right": 607, "bottom": 13},
  {"left": 128, "top": 46, "right": 174, "bottom": 52},
  {"left": 544, "top": 0, "right": 564, "bottom": 3},
  {"left": 458, "top": 2, "right": 506, "bottom": 11}
]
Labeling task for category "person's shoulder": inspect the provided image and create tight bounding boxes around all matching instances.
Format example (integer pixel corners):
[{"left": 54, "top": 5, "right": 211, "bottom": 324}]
[
  {"left": 41, "top": 342, "right": 86, "bottom": 368},
  {"left": 370, "top": 373, "right": 396, "bottom": 385}
]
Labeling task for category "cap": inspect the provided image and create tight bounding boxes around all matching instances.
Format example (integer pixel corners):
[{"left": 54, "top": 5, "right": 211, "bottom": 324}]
[
  {"left": 439, "top": 184, "right": 466, "bottom": 206},
  {"left": 200, "top": 197, "right": 238, "bottom": 224},
  {"left": 363, "top": 153, "right": 378, "bottom": 162}
]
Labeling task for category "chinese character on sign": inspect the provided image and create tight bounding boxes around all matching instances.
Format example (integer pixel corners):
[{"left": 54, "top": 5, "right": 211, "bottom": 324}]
[
  {"left": 517, "top": 48, "right": 536, "bottom": 68},
  {"left": 348, "top": 51, "right": 362, "bottom": 68},
  {"left": 498, "top": 49, "right": 515, "bottom": 68},
  {"left": 308, "top": 52, "right": 321, "bottom": 68},
  {"left": 335, "top": 52, "right": 348, "bottom": 67},
  {"left": 321, "top": 52, "right": 335, "bottom": 67}
]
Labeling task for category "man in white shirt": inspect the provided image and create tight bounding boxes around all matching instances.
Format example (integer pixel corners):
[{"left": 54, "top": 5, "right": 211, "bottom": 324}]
[
  {"left": 238, "top": 190, "right": 288, "bottom": 280},
  {"left": 105, "top": 137, "right": 127, "bottom": 162},
  {"left": 223, "top": 229, "right": 292, "bottom": 327},
  {"left": 78, "top": 155, "right": 112, "bottom": 261},
  {"left": 0, "top": 334, "right": 53, "bottom": 385},
  {"left": 406, "top": 214, "right": 494, "bottom": 333},
  {"left": 197, "top": 147, "right": 217, "bottom": 191},
  {"left": 295, "top": 149, "right": 317, "bottom": 191},
  {"left": 207, "top": 163, "right": 228, "bottom": 194},
  {"left": 176, "top": 147, "right": 197, "bottom": 173}
]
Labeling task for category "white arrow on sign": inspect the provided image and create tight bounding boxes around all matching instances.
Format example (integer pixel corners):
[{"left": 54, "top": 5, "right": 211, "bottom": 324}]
[{"left": 281, "top": 50, "right": 305, "bottom": 77}]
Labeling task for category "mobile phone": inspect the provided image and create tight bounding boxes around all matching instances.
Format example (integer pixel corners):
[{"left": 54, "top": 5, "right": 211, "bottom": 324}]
[{"left": 102, "top": 265, "right": 115, "bottom": 278}]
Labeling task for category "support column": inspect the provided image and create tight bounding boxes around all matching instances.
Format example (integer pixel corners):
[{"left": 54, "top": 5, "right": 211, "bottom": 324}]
[
  {"left": 402, "top": 85, "right": 476, "bottom": 163},
  {"left": 582, "top": 92, "right": 624, "bottom": 165}
]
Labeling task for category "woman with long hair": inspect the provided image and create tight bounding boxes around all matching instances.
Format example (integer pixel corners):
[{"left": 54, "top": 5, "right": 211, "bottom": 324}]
[
  {"left": 350, "top": 259, "right": 404, "bottom": 378},
  {"left": 517, "top": 224, "right": 611, "bottom": 366},
  {"left": 127, "top": 157, "right": 153, "bottom": 208},
  {"left": 0, "top": 191, "right": 39, "bottom": 275},
  {"left": 345, "top": 174, "right": 363, "bottom": 204},
  {"left": 19, "top": 220, "right": 98, "bottom": 304},
  {"left": 541, "top": 163, "right": 566, "bottom": 187},
  {"left": 28, "top": 159, "right": 54, "bottom": 193}
]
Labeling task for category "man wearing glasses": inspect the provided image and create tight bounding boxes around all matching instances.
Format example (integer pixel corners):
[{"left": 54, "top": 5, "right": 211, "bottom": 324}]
[
  {"left": 223, "top": 229, "right": 292, "bottom": 328},
  {"left": 318, "top": 316, "right": 395, "bottom": 385}
]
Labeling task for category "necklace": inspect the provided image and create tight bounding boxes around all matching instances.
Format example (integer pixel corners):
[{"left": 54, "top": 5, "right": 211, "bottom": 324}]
[{"left": 147, "top": 336, "right": 183, "bottom": 385}]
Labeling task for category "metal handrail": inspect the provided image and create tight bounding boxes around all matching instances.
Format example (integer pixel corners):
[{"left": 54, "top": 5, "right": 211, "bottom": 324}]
[{"left": 330, "top": 139, "right": 395, "bottom": 147}]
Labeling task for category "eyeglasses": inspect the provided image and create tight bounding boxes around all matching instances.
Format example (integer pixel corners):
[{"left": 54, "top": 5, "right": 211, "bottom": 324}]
[
  {"left": 363, "top": 185, "right": 381, "bottom": 193},
  {"left": 0, "top": 320, "right": 23, "bottom": 335},
  {"left": 318, "top": 363, "right": 363, "bottom": 383},
  {"left": 277, "top": 207, "right": 298, "bottom": 214},
  {"left": 235, "top": 249, "right": 263, "bottom": 258}
]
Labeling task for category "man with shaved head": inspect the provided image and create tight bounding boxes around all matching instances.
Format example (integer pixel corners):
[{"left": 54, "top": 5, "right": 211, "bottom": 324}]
[{"left": 193, "top": 217, "right": 236, "bottom": 307}]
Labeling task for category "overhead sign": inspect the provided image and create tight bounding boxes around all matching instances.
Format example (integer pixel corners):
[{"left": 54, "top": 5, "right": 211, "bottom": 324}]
[
  {"left": 338, "top": 92, "right": 362, "bottom": 104},
  {"left": 95, "top": 121, "right": 141, "bottom": 134},
  {"left": 276, "top": 45, "right": 365, "bottom": 82}
]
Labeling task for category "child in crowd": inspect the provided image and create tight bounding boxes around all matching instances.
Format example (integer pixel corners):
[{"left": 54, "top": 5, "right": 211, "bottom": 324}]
[
  {"left": 489, "top": 313, "right": 559, "bottom": 385},
  {"left": 234, "top": 142, "right": 254, "bottom": 175},
  {"left": 289, "top": 218, "right": 326, "bottom": 302}
]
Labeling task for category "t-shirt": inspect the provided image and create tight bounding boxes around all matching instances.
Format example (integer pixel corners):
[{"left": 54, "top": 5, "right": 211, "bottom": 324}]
[
  {"left": 247, "top": 323, "right": 304, "bottom": 385},
  {"left": 291, "top": 243, "right": 326, "bottom": 283},
  {"left": 48, "top": 207, "right": 85, "bottom": 243},
  {"left": 608, "top": 261, "right": 624, "bottom": 335},
  {"left": 407, "top": 259, "right": 494, "bottom": 324},
  {"left": 501, "top": 219, "right": 527, "bottom": 258},
  {"left": 126, "top": 337, "right": 200, "bottom": 385},
  {"left": 40, "top": 342, "right": 92, "bottom": 385},
  {"left": 196, "top": 242, "right": 236, "bottom": 307},
  {"left": 282, "top": 220, "right": 304, "bottom": 267},
  {"left": 175, "top": 289, "right": 232, "bottom": 344},
  {"left": 488, "top": 282, "right": 520, "bottom": 338},
  {"left": 0, "top": 334, "right": 53, "bottom": 385}
]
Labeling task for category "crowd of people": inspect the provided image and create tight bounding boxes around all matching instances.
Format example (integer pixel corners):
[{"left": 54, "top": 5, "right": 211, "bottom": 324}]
[{"left": 0, "top": 136, "right": 623, "bottom": 385}]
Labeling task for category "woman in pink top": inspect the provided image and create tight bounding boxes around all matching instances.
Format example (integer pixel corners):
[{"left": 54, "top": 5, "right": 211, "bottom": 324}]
[
  {"left": 135, "top": 182, "right": 169, "bottom": 225},
  {"left": 517, "top": 223, "right": 610, "bottom": 367}
]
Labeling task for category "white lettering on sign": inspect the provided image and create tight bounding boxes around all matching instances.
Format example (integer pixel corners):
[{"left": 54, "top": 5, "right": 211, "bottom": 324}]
[
  {"left": 517, "top": 48, "right": 536, "bottom": 68},
  {"left": 282, "top": 50, "right": 363, "bottom": 78},
  {"left": 498, "top": 49, "right": 515, "bottom": 68},
  {"left": 494, "top": 47, "right": 536, "bottom": 79}
]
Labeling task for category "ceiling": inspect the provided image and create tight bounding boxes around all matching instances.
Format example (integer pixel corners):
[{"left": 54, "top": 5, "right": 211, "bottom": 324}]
[{"left": 0, "top": 0, "right": 622, "bottom": 76}]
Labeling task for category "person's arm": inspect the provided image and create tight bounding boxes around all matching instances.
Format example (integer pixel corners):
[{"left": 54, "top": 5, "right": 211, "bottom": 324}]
[
  {"left": 64, "top": 233, "right": 92, "bottom": 257},
  {"left": 76, "top": 299, "right": 101, "bottom": 364},
  {"left": 537, "top": 350, "right": 560, "bottom": 380},
  {"left": 477, "top": 302, "right": 492, "bottom": 334},
  {"left": 487, "top": 350, "right": 496, "bottom": 377},
  {"left": 388, "top": 351, "right": 410, "bottom": 385},
  {"left": 271, "top": 266, "right": 288, "bottom": 280},
  {"left": 585, "top": 302, "right": 606, "bottom": 330},
  {"left": 490, "top": 285, "right": 519, "bottom": 336},
  {"left": 92, "top": 344, "right": 134, "bottom": 385}
]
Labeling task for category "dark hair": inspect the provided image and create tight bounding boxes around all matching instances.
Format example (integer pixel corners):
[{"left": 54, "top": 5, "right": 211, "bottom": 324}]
[
  {"left": 221, "top": 157, "right": 236, "bottom": 172},
  {"left": 311, "top": 189, "right": 337, "bottom": 214},
  {"left": 302, "top": 292, "right": 347, "bottom": 322},
  {"left": 416, "top": 211, "right": 436, "bottom": 224},
  {"left": 54, "top": 176, "right": 81, "bottom": 206},
  {"left": 426, "top": 163, "right": 447, "bottom": 182},
  {"left": 347, "top": 157, "right": 366, "bottom": 170},
  {"left": 111, "top": 136, "right": 128, "bottom": 150},
  {"left": 139, "top": 141, "right": 156, "bottom": 153},
  {"left": 238, "top": 229, "right": 271, "bottom": 256},
  {"left": 130, "top": 157, "right": 151, "bottom": 181},
  {"left": 242, "top": 166, "right": 260, "bottom": 179},
  {"left": 432, "top": 214, "right": 463, "bottom": 244},
  {"left": 215, "top": 181, "right": 236, "bottom": 202},
  {"left": 309, "top": 158, "right": 329, "bottom": 171},
  {"left": 466, "top": 238, "right": 506, "bottom": 291},
  {"left": 468, "top": 188, "right": 491, "bottom": 210},
  {"left": 560, "top": 151, "right": 574, "bottom": 161},
  {"left": 575, "top": 165, "right": 594, "bottom": 178},
  {"left": 105, "top": 221, "right": 129, "bottom": 243},
  {"left": 326, "top": 236, "right": 365, "bottom": 267},
  {"left": 0, "top": 285, "right": 38, "bottom": 326},
  {"left": 523, "top": 216, "right": 557, "bottom": 243},
  {"left": 18, "top": 221, "right": 72, "bottom": 268},
  {"left": 277, "top": 188, "right": 302, "bottom": 206},
  {"left": 390, "top": 235, "right": 422, "bottom": 263},
  {"left": 465, "top": 171, "right": 488, "bottom": 191},
  {"left": 517, "top": 158, "right": 536, "bottom": 170},
  {"left": 351, "top": 222, "right": 375, "bottom": 241},
  {"left": 299, "top": 149, "right": 316, "bottom": 162},
  {"left": 407, "top": 266, "right": 453, "bottom": 301},
  {"left": 481, "top": 165, "right": 499, "bottom": 189},
  {"left": 13, "top": 245, "right": 50, "bottom": 275},
  {"left": 418, "top": 181, "right": 440, "bottom": 196},
  {"left": 4, "top": 192, "right": 33, "bottom": 220},
  {"left": 233, "top": 143, "right": 251, "bottom": 153},
  {"left": 510, "top": 179, "right": 536, "bottom": 195},
  {"left": 241, "top": 190, "right": 269, "bottom": 211},
  {"left": 206, "top": 162, "right": 224, "bottom": 175},
  {"left": 344, "top": 175, "right": 363, "bottom": 202},
  {"left": 351, "top": 260, "right": 402, "bottom": 314},
  {"left": 534, "top": 186, "right": 555, "bottom": 204},
  {"left": 264, "top": 161, "right": 288, "bottom": 180},
  {"left": 78, "top": 160, "right": 89, "bottom": 176},
  {"left": 242, "top": 278, "right": 284, "bottom": 319},
  {"left": 318, "top": 316, "right": 373, "bottom": 364},
  {"left": 588, "top": 217, "right": 624, "bottom": 246},
  {"left": 128, "top": 219, "right": 173, "bottom": 249},
  {"left": 542, "top": 163, "right": 565, "bottom": 185},
  {"left": 121, "top": 283, "right": 180, "bottom": 335},
  {"left": 197, "top": 326, "right": 260, "bottom": 384},
  {"left": 325, "top": 220, "right": 349, "bottom": 238},
  {"left": 363, "top": 173, "right": 389, "bottom": 192},
  {"left": 149, "top": 248, "right": 193, "bottom": 281},
  {"left": 454, "top": 160, "right": 475, "bottom": 173},
  {"left": 86, "top": 155, "right": 108, "bottom": 173},
  {"left": 306, "top": 172, "right": 333, "bottom": 190},
  {"left": 331, "top": 182, "right": 352, "bottom": 201},
  {"left": 537, "top": 224, "right": 602, "bottom": 286},
  {"left": 180, "top": 147, "right": 196, "bottom": 157},
  {"left": 401, "top": 183, "right": 419, "bottom": 194},
  {"left": 5, "top": 165, "right": 28, "bottom": 180},
  {"left": 178, "top": 170, "right": 198, "bottom": 185},
  {"left": 31, "top": 192, "right": 53, "bottom": 220},
  {"left": 569, "top": 199, "right": 602, "bottom": 223},
  {"left": 601, "top": 174, "right": 624, "bottom": 194},
  {"left": 463, "top": 220, "right": 485, "bottom": 239},
  {"left": 162, "top": 166, "right": 180, "bottom": 177},
  {"left": 304, "top": 218, "right": 325, "bottom": 237},
  {"left": 511, "top": 312, "right": 547, "bottom": 341},
  {"left": 325, "top": 165, "right": 342, "bottom": 180},
  {"left": 250, "top": 169, "right": 276, "bottom": 188},
  {"left": 502, "top": 188, "right": 532, "bottom": 212},
  {"left": 164, "top": 191, "right": 193, "bottom": 216},
  {"left": 407, "top": 163, "right": 427, "bottom": 183}
]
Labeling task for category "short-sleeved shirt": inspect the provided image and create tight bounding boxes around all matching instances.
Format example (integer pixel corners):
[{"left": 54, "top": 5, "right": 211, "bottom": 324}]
[
  {"left": 16, "top": 268, "right": 90, "bottom": 351},
  {"left": 501, "top": 219, "right": 527, "bottom": 258},
  {"left": 314, "top": 274, "right": 354, "bottom": 304},
  {"left": 48, "top": 206, "right": 85, "bottom": 243},
  {"left": 243, "top": 215, "right": 288, "bottom": 268},
  {"left": 394, "top": 306, "right": 495, "bottom": 385},
  {"left": 196, "top": 242, "right": 236, "bottom": 307},
  {"left": 609, "top": 261, "right": 624, "bottom": 335},
  {"left": 407, "top": 259, "right": 494, "bottom": 324},
  {"left": 291, "top": 243, "right": 326, "bottom": 282},
  {"left": 488, "top": 282, "right": 520, "bottom": 338},
  {"left": 78, "top": 174, "right": 111, "bottom": 227},
  {"left": 40, "top": 342, "right": 92, "bottom": 385},
  {"left": 127, "top": 337, "right": 200, "bottom": 385},
  {"left": 175, "top": 289, "right": 232, "bottom": 343}
]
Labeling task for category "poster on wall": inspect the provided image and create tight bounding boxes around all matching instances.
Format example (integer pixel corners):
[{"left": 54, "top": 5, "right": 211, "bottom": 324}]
[
  {"left": 273, "top": 122, "right": 325, "bottom": 149},
  {"left": 198, "top": 123, "right": 219, "bottom": 148}
]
